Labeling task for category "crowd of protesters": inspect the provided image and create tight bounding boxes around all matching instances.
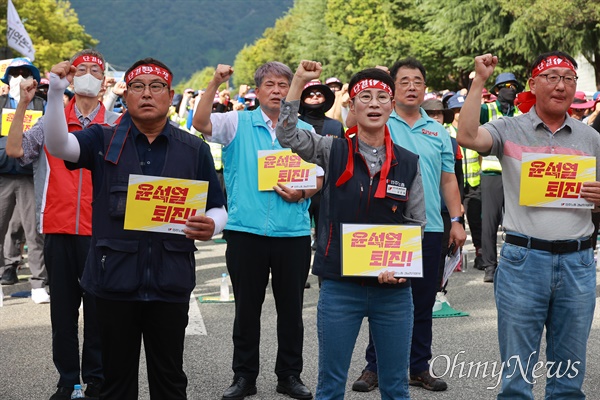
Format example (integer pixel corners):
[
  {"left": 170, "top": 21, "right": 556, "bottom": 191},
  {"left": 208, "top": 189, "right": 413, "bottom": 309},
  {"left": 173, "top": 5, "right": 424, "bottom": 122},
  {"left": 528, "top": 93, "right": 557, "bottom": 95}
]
[{"left": 1, "top": 48, "right": 600, "bottom": 400}]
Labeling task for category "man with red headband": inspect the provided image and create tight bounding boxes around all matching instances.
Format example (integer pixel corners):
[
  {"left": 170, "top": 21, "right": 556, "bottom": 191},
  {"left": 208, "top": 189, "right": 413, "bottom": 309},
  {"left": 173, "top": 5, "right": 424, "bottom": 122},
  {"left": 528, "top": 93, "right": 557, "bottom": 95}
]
[
  {"left": 277, "top": 60, "right": 425, "bottom": 400},
  {"left": 458, "top": 52, "right": 600, "bottom": 399},
  {"left": 6, "top": 49, "right": 118, "bottom": 400},
  {"left": 42, "top": 57, "right": 227, "bottom": 399}
]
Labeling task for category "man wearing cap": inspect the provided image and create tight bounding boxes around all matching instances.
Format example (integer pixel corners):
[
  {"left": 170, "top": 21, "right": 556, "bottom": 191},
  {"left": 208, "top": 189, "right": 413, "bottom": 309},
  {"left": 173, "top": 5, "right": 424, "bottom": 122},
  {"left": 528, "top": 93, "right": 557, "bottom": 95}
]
[
  {"left": 43, "top": 57, "right": 227, "bottom": 399},
  {"left": 299, "top": 80, "right": 344, "bottom": 253},
  {"left": 458, "top": 51, "right": 600, "bottom": 399},
  {"left": 0, "top": 57, "right": 48, "bottom": 303},
  {"left": 194, "top": 62, "right": 321, "bottom": 400},
  {"left": 479, "top": 72, "right": 523, "bottom": 283},
  {"left": 447, "top": 94, "right": 483, "bottom": 270},
  {"left": 6, "top": 49, "right": 121, "bottom": 400}
]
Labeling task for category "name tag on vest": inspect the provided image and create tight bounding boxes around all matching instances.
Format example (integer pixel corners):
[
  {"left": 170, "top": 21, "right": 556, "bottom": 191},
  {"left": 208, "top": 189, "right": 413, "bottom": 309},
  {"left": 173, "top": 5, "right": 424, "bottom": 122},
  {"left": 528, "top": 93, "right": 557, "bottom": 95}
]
[{"left": 387, "top": 183, "right": 406, "bottom": 197}]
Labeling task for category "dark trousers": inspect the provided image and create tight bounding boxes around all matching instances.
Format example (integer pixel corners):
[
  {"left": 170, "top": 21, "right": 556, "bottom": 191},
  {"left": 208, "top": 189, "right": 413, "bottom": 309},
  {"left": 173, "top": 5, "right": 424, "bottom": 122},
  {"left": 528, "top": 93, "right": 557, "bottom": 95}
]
[
  {"left": 95, "top": 298, "right": 189, "bottom": 400},
  {"left": 464, "top": 184, "right": 482, "bottom": 249},
  {"left": 225, "top": 230, "right": 311, "bottom": 382},
  {"left": 365, "top": 232, "right": 443, "bottom": 375},
  {"left": 481, "top": 174, "right": 504, "bottom": 268},
  {"left": 45, "top": 234, "right": 102, "bottom": 388}
]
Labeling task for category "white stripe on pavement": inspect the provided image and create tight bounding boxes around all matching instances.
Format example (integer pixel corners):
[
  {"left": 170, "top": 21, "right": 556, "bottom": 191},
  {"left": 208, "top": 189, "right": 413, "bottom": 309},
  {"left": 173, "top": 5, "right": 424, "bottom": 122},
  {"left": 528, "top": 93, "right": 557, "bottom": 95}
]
[{"left": 186, "top": 295, "right": 207, "bottom": 336}]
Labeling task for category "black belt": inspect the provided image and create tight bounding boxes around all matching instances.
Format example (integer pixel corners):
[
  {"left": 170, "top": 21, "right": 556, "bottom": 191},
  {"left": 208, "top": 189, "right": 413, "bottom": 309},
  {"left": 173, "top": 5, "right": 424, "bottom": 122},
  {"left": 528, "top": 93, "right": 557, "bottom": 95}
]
[{"left": 505, "top": 234, "right": 592, "bottom": 254}]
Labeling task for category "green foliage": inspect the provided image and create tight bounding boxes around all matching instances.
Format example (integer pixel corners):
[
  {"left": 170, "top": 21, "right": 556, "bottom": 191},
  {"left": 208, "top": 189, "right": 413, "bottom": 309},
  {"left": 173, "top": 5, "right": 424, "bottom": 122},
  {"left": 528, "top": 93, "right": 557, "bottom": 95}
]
[
  {"left": 233, "top": 0, "right": 600, "bottom": 92},
  {"left": 0, "top": 0, "right": 97, "bottom": 75},
  {"left": 69, "top": 0, "right": 294, "bottom": 86}
]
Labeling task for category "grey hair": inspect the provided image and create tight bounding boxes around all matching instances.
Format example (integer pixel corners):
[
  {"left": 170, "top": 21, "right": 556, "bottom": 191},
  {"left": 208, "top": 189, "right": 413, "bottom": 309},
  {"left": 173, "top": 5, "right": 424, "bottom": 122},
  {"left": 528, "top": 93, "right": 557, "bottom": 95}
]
[{"left": 254, "top": 62, "right": 293, "bottom": 87}]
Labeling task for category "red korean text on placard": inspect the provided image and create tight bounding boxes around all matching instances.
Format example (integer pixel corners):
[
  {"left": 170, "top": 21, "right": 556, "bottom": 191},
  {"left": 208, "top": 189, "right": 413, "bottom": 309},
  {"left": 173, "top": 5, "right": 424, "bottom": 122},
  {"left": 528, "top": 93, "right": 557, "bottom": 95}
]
[
  {"left": 528, "top": 161, "right": 579, "bottom": 180},
  {"left": 351, "top": 231, "right": 403, "bottom": 249},
  {"left": 369, "top": 250, "right": 413, "bottom": 267},
  {"left": 151, "top": 205, "right": 197, "bottom": 224},
  {"left": 135, "top": 183, "right": 154, "bottom": 201},
  {"left": 545, "top": 181, "right": 582, "bottom": 199},
  {"left": 263, "top": 155, "right": 277, "bottom": 168},
  {"left": 278, "top": 168, "right": 310, "bottom": 183}
]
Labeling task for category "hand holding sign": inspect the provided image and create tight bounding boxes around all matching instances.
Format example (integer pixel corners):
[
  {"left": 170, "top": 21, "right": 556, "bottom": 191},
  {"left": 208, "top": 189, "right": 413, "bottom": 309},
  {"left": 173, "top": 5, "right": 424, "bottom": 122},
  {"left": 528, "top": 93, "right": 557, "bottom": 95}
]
[
  {"left": 184, "top": 214, "right": 215, "bottom": 241},
  {"left": 580, "top": 181, "right": 600, "bottom": 207}
]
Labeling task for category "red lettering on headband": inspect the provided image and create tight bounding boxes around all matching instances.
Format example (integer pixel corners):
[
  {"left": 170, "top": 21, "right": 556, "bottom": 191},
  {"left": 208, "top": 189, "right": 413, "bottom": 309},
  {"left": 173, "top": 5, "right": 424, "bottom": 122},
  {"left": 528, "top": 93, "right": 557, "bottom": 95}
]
[
  {"left": 350, "top": 79, "right": 393, "bottom": 99},
  {"left": 72, "top": 55, "right": 104, "bottom": 71},
  {"left": 126, "top": 64, "right": 172, "bottom": 86},
  {"left": 532, "top": 56, "right": 576, "bottom": 78}
]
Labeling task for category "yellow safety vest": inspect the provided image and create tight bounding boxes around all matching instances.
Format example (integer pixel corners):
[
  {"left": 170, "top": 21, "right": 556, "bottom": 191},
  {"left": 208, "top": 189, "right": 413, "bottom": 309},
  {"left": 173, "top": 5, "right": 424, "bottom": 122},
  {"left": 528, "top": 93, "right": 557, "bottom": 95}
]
[
  {"left": 481, "top": 102, "right": 521, "bottom": 173},
  {"left": 198, "top": 133, "right": 223, "bottom": 171},
  {"left": 446, "top": 124, "right": 481, "bottom": 187}
]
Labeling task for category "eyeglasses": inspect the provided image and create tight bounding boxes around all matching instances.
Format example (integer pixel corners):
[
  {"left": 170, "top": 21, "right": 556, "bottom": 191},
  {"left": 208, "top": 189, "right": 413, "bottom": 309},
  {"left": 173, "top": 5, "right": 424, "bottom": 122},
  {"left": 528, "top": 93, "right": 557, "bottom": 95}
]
[
  {"left": 396, "top": 80, "right": 425, "bottom": 90},
  {"left": 537, "top": 74, "right": 578, "bottom": 86},
  {"left": 355, "top": 91, "right": 392, "bottom": 104},
  {"left": 498, "top": 83, "right": 517, "bottom": 90},
  {"left": 308, "top": 91, "right": 324, "bottom": 98},
  {"left": 127, "top": 82, "right": 168, "bottom": 94},
  {"left": 75, "top": 64, "right": 103, "bottom": 76}
]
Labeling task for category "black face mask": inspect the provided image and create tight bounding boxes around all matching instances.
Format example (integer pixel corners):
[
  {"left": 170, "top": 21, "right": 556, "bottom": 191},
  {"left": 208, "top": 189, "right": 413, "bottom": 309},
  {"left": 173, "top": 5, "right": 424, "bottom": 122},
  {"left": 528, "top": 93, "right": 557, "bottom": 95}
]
[{"left": 497, "top": 87, "right": 517, "bottom": 103}]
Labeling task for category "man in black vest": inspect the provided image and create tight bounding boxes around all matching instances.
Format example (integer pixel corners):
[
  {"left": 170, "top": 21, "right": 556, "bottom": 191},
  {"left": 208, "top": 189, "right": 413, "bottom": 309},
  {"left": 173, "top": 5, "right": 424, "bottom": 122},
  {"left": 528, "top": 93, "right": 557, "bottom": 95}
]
[
  {"left": 0, "top": 57, "right": 48, "bottom": 303},
  {"left": 43, "top": 58, "right": 227, "bottom": 399}
]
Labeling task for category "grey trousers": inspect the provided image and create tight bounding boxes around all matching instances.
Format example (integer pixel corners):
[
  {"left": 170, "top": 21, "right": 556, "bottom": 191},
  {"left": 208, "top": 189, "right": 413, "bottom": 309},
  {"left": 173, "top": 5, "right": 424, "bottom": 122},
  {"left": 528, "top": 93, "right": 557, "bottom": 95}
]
[
  {"left": 0, "top": 175, "right": 46, "bottom": 288},
  {"left": 481, "top": 174, "right": 504, "bottom": 269}
]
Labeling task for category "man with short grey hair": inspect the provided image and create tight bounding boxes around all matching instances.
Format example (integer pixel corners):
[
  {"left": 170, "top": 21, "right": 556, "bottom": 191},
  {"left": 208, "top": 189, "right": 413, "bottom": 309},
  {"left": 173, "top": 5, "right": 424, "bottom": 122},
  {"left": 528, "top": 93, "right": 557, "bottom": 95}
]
[{"left": 194, "top": 62, "right": 322, "bottom": 400}]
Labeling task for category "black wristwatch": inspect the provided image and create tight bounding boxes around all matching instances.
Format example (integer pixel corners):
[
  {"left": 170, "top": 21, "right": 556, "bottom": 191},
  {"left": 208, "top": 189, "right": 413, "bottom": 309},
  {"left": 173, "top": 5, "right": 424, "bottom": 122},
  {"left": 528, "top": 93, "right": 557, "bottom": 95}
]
[{"left": 450, "top": 216, "right": 464, "bottom": 223}]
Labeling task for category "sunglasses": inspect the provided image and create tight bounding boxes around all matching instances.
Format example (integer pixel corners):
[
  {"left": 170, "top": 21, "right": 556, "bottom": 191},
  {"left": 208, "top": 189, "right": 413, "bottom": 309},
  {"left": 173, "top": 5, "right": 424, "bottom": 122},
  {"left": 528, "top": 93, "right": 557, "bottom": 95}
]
[{"left": 308, "top": 91, "right": 324, "bottom": 98}]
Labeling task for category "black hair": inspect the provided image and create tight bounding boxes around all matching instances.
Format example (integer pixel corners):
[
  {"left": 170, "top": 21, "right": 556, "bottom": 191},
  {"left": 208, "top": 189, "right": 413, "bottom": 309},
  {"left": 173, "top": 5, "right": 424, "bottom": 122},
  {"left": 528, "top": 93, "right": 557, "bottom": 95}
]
[
  {"left": 390, "top": 58, "right": 426, "bottom": 83},
  {"left": 125, "top": 58, "right": 174, "bottom": 85},
  {"left": 348, "top": 68, "right": 396, "bottom": 98},
  {"left": 529, "top": 51, "right": 577, "bottom": 77}
]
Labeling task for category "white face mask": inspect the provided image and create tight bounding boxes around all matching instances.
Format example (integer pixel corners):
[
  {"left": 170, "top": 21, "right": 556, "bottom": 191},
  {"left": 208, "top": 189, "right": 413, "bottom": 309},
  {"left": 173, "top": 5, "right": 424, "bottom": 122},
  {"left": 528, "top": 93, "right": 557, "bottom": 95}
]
[
  {"left": 73, "top": 73, "right": 103, "bottom": 97},
  {"left": 9, "top": 75, "right": 24, "bottom": 102}
]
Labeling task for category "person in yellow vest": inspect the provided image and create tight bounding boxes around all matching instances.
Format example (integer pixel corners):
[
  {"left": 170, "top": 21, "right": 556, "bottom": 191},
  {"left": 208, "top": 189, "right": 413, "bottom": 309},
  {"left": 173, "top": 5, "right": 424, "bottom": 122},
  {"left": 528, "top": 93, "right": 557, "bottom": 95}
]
[
  {"left": 480, "top": 72, "right": 522, "bottom": 282},
  {"left": 447, "top": 94, "right": 483, "bottom": 270}
]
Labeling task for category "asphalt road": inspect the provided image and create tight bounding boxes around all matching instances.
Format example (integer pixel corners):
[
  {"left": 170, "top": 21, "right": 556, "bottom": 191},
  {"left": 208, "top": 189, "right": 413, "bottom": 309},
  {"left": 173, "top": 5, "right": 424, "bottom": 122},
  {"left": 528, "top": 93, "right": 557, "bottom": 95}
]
[{"left": 1, "top": 235, "right": 600, "bottom": 400}]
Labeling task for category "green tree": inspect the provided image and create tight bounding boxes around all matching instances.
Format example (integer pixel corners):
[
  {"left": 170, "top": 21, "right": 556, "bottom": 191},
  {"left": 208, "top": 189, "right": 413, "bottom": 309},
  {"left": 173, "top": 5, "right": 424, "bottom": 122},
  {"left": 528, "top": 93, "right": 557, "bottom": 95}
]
[
  {"left": 499, "top": 0, "right": 600, "bottom": 85},
  {"left": 0, "top": 0, "right": 97, "bottom": 75}
]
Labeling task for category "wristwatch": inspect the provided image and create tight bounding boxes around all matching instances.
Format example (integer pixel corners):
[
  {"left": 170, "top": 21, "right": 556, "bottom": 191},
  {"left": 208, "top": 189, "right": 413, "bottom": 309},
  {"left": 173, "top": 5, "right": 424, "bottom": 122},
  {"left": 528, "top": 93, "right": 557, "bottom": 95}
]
[
  {"left": 450, "top": 216, "right": 464, "bottom": 223},
  {"left": 297, "top": 189, "right": 306, "bottom": 204}
]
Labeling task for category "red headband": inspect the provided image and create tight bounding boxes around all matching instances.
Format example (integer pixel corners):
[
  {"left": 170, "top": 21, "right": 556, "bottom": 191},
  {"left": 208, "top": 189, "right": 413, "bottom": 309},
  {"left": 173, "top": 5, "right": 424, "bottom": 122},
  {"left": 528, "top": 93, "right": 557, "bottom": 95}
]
[
  {"left": 72, "top": 55, "right": 104, "bottom": 71},
  {"left": 350, "top": 79, "right": 393, "bottom": 99},
  {"left": 532, "top": 56, "right": 576, "bottom": 78},
  {"left": 126, "top": 64, "right": 172, "bottom": 86}
]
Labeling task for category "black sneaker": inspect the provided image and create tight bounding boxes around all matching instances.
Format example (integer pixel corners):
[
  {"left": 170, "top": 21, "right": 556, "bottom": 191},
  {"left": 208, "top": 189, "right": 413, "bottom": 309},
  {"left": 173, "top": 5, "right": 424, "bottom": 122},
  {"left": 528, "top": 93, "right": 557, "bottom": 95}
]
[
  {"left": 85, "top": 379, "right": 102, "bottom": 399},
  {"left": 49, "top": 386, "right": 71, "bottom": 400},
  {"left": 0, "top": 267, "right": 18, "bottom": 285}
]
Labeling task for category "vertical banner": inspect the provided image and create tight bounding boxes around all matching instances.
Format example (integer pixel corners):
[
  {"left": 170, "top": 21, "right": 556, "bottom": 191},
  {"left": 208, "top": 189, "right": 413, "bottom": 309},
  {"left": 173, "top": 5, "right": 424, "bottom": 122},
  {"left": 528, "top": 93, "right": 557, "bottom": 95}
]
[
  {"left": 6, "top": 0, "right": 35, "bottom": 60},
  {"left": 123, "top": 175, "right": 209, "bottom": 235},
  {"left": 341, "top": 224, "right": 423, "bottom": 278}
]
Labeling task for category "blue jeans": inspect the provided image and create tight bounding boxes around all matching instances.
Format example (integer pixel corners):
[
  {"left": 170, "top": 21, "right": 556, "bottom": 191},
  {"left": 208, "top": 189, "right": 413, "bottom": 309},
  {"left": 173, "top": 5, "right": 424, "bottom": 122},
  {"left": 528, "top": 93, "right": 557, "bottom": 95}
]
[
  {"left": 495, "top": 235, "right": 596, "bottom": 400},
  {"left": 316, "top": 279, "right": 413, "bottom": 400}
]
